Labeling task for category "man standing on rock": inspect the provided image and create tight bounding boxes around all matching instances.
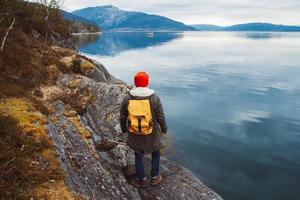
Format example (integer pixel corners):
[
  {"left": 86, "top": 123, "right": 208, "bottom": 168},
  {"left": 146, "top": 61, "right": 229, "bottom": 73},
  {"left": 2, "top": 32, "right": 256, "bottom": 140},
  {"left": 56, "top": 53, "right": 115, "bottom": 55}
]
[{"left": 120, "top": 71, "right": 168, "bottom": 187}]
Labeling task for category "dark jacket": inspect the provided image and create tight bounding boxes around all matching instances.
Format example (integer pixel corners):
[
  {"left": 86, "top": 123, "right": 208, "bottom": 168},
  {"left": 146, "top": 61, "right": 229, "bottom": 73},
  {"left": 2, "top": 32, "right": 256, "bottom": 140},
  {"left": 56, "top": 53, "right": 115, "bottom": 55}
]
[{"left": 120, "top": 87, "right": 167, "bottom": 154}]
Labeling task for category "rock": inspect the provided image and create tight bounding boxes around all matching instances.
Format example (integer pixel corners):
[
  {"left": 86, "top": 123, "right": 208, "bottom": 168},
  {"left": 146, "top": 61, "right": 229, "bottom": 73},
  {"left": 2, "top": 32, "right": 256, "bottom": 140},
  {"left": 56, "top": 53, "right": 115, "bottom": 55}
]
[
  {"left": 109, "top": 144, "right": 135, "bottom": 168},
  {"left": 128, "top": 156, "right": 223, "bottom": 200},
  {"left": 47, "top": 101, "right": 140, "bottom": 200},
  {"left": 87, "top": 59, "right": 125, "bottom": 84},
  {"left": 86, "top": 63, "right": 108, "bottom": 82},
  {"left": 89, "top": 59, "right": 112, "bottom": 82},
  {"left": 95, "top": 139, "right": 118, "bottom": 151}
]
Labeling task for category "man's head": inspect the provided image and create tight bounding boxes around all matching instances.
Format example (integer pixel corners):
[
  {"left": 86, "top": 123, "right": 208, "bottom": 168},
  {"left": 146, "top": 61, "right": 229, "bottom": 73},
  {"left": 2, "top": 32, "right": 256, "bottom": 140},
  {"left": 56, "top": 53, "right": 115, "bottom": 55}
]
[{"left": 134, "top": 71, "right": 149, "bottom": 87}]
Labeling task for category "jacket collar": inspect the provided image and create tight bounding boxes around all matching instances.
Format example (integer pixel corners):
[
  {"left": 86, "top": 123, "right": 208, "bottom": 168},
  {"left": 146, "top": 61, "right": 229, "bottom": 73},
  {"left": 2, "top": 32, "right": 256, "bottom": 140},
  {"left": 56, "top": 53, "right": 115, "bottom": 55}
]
[{"left": 129, "top": 87, "right": 155, "bottom": 97}]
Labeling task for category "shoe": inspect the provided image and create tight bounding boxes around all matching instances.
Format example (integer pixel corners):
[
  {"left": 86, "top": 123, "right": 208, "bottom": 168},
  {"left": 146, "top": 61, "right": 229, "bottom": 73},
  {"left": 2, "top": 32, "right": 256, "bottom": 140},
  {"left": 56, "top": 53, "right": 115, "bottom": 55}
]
[
  {"left": 138, "top": 178, "right": 149, "bottom": 188},
  {"left": 151, "top": 175, "right": 163, "bottom": 186}
]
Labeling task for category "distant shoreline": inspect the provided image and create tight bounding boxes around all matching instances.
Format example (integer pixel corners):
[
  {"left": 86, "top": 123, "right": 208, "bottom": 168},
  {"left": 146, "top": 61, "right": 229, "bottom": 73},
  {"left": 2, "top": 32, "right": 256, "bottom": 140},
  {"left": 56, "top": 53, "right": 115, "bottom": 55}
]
[{"left": 190, "top": 23, "right": 300, "bottom": 32}]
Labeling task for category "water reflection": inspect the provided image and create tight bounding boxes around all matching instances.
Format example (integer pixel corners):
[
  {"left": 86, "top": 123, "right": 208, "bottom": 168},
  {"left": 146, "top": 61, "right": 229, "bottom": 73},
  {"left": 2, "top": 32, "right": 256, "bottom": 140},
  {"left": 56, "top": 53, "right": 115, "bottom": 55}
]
[
  {"left": 239, "top": 32, "right": 276, "bottom": 40},
  {"left": 235, "top": 32, "right": 300, "bottom": 40},
  {"left": 75, "top": 32, "right": 182, "bottom": 56},
  {"left": 73, "top": 33, "right": 100, "bottom": 47},
  {"left": 171, "top": 115, "right": 300, "bottom": 200},
  {"left": 77, "top": 32, "right": 300, "bottom": 200}
]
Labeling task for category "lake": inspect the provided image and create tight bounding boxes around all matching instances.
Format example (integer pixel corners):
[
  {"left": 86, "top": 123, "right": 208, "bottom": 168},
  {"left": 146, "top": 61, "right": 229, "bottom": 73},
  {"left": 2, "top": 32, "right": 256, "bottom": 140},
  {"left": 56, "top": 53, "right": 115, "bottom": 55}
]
[{"left": 75, "top": 31, "right": 300, "bottom": 200}]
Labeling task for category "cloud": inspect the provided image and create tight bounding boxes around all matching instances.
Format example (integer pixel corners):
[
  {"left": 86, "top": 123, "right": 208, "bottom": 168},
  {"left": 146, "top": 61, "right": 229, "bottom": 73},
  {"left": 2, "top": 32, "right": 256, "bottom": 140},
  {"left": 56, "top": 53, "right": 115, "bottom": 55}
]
[{"left": 62, "top": 0, "right": 300, "bottom": 25}]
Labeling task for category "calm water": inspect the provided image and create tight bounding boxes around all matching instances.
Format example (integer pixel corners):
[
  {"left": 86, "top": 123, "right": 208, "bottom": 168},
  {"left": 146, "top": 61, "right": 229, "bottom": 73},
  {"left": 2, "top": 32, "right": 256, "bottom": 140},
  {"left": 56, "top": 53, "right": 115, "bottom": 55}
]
[{"left": 75, "top": 32, "right": 300, "bottom": 200}]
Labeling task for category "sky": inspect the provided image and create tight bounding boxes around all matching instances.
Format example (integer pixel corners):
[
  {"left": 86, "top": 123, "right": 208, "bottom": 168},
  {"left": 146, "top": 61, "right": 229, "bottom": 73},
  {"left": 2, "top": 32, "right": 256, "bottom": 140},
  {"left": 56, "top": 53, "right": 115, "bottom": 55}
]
[{"left": 61, "top": 0, "right": 300, "bottom": 26}]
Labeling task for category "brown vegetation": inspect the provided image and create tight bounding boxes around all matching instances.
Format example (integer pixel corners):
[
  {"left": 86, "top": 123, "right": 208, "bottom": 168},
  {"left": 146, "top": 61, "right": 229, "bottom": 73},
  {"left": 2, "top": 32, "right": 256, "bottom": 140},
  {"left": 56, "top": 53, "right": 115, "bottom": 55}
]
[
  {"left": 0, "top": 98, "right": 81, "bottom": 199},
  {"left": 0, "top": 0, "right": 73, "bottom": 88},
  {"left": 0, "top": 0, "right": 90, "bottom": 199}
]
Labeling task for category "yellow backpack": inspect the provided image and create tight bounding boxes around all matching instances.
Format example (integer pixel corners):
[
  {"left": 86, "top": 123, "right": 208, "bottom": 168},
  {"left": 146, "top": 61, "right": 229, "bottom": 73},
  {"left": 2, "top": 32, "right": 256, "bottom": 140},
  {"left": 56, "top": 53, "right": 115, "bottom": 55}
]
[{"left": 128, "top": 99, "right": 153, "bottom": 135}]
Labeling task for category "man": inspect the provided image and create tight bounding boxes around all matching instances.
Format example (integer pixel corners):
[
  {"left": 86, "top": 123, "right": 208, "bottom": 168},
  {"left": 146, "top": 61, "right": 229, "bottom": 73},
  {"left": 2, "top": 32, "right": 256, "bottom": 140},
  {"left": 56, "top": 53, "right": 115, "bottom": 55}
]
[{"left": 120, "top": 71, "right": 167, "bottom": 187}]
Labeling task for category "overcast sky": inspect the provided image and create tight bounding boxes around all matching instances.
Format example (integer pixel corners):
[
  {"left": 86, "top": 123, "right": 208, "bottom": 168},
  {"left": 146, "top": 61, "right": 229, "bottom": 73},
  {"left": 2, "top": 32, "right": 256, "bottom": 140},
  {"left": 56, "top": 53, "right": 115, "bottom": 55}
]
[{"left": 62, "top": 0, "right": 300, "bottom": 26}]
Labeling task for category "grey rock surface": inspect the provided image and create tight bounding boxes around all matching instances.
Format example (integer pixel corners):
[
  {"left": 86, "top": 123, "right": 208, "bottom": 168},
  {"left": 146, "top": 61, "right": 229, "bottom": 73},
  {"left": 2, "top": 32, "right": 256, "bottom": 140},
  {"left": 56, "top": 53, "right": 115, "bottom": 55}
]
[
  {"left": 46, "top": 55, "right": 223, "bottom": 200},
  {"left": 47, "top": 101, "right": 140, "bottom": 200},
  {"left": 132, "top": 156, "right": 223, "bottom": 200}
]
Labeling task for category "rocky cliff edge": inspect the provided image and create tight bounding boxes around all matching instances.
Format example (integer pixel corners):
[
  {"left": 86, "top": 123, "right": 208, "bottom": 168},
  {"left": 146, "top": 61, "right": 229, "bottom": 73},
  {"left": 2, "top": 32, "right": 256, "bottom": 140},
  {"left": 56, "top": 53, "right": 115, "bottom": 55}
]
[{"left": 43, "top": 46, "right": 223, "bottom": 200}]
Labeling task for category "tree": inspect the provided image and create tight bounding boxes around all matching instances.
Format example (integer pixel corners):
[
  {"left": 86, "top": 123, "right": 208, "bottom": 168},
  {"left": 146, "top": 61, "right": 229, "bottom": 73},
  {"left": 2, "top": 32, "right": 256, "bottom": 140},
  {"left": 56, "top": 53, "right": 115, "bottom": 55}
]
[{"left": 36, "top": 0, "right": 64, "bottom": 9}]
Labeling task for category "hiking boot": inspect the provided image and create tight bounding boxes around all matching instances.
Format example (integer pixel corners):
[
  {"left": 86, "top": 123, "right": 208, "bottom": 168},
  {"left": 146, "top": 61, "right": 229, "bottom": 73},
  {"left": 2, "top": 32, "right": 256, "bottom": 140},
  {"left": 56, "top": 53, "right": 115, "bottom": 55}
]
[
  {"left": 151, "top": 175, "right": 163, "bottom": 186},
  {"left": 137, "top": 178, "right": 149, "bottom": 188}
]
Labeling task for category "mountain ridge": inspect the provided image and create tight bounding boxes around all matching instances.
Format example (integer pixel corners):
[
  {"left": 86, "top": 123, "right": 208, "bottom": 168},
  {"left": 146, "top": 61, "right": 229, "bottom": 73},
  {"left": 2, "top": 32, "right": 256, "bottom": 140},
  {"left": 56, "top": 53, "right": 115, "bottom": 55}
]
[
  {"left": 190, "top": 22, "right": 300, "bottom": 32},
  {"left": 61, "top": 10, "right": 100, "bottom": 33},
  {"left": 71, "top": 5, "right": 196, "bottom": 31}
]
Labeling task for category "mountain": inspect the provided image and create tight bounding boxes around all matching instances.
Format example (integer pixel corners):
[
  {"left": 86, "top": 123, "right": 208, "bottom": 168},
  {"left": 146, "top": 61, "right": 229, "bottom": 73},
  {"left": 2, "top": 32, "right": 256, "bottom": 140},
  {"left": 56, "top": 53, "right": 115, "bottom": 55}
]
[
  {"left": 191, "top": 23, "right": 300, "bottom": 32},
  {"left": 62, "top": 10, "right": 100, "bottom": 33},
  {"left": 224, "top": 23, "right": 300, "bottom": 31},
  {"left": 62, "top": 10, "right": 98, "bottom": 25},
  {"left": 72, "top": 5, "right": 196, "bottom": 31}
]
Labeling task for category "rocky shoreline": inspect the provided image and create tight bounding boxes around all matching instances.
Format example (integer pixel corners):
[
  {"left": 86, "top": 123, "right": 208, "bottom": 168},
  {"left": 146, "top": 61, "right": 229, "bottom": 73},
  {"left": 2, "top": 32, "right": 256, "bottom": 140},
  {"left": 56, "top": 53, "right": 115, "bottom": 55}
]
[{"left": 45, "top": 46, "right": 223, "bottom": 200}]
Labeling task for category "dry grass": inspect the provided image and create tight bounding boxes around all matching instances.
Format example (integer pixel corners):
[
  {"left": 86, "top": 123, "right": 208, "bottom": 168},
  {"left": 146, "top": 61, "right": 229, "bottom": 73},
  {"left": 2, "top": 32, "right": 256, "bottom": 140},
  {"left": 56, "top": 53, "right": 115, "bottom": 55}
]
[
  {"left": 0, "top": 81, "right": 50, "bottom": 114},
  {"left": 69, "top": 117, "right": 91, "bottom": 140},
  {"left": 68, "top": 116, "right": 92, "bottom": 140},
  {"left": 0, "top": 28, "right": 66, "bottom": 88},
  {"left": 0, "top": 0, "right": 70, "bottom": 43},
  {"left": 0, "top": 0, "right": 73, "bottom": 89},
  {"left": 0, "top": 98, "right": 47, "bottom": 136},
  {"left": 31, "top": 180, "right": 83, "bottom": 200},
  {"left": 0, "top": 98, "right": 81, "bottom": 199},
  {"left": 0, "top": 1, "right": 97, "bottom": 198},
  {"left": 40, "top": 85, "right": 65, "bottom": 102},
  {"left": 51, "top": 86, "right": 95, "bottom": 114},
  {"left": 64, "top": 110, "right": 100, "bottom": 160}
]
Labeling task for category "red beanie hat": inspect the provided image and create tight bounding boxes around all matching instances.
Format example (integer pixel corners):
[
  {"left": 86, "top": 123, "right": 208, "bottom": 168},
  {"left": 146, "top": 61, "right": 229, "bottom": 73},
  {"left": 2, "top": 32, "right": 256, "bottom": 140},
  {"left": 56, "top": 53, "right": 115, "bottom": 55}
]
[{"left": 134, "top": 71, "right": 149, "bottom": 87}]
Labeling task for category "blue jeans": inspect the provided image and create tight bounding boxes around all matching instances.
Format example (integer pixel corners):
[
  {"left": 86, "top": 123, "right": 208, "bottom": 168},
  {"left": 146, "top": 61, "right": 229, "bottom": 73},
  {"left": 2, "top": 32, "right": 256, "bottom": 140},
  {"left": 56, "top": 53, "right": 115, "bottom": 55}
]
[{"left": 134, "top": 150, "right": 160, "bottom": 180}]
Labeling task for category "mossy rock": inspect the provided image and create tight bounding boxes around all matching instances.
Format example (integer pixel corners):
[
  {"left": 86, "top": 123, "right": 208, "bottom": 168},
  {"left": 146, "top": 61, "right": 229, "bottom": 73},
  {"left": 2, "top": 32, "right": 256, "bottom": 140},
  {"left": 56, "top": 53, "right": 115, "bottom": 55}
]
[
  {"left": 68, "top": 116, "right": 91, "bottom": 140},
  {"left": 79, "top": 58, "right": 95, "bottom": 74}
]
